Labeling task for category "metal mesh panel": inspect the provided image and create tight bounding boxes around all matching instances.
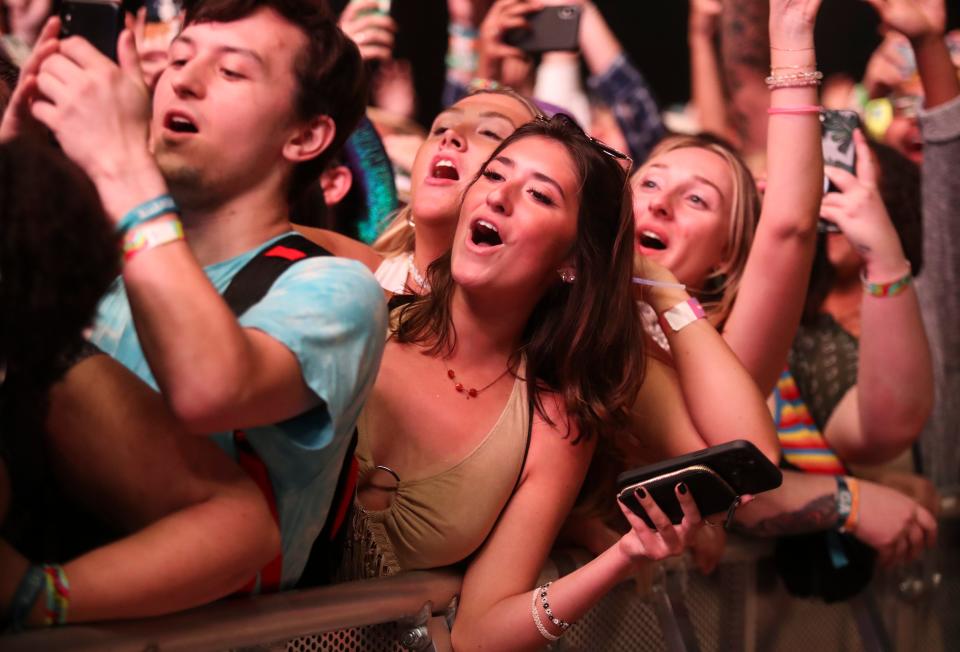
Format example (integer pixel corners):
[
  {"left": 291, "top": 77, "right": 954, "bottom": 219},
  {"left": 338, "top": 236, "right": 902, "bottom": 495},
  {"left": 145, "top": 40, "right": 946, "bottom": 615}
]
[
  {"left": 754, "top": 580, "right": 863, "bottom": 652},
  {"left": 278, "top": 623, "right": 406, "bottom": 652},
  {"left": 685, "top": 561, "right": 751, "bottom": 652},
  {"left": 556, "top": 582, "right": 666, "bottom": 652}
]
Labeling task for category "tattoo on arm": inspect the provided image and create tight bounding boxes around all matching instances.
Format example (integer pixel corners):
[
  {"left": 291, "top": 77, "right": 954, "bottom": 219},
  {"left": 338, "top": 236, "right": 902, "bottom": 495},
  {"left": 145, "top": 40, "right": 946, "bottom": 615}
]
[
  {"left": 720, "top": 0, "right": 770, "bottom": 145},
  {"left": 736, "top": 494, "right": 838, "bottom": 537}
]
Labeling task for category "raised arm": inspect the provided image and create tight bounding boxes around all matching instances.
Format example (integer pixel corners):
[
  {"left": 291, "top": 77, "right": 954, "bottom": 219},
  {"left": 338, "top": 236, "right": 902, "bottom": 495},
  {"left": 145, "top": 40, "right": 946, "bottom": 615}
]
[
  {"left": 27, "top": 33, "right": 384, "bottom": 433},
  {"left": 818, "top": 130, "right": 932, "bottom": 463},
  {"left": 579, "top": 1, "right": 665, "bottom": 162},
  {"left": 720, "top": 0, "right": 823, "bottom": 395},
  {"left": 719, "top": 0, "right": 770, "bottom": 161},
  {"left": 688, "top": 0, "right": 738, "bottom": 142}
]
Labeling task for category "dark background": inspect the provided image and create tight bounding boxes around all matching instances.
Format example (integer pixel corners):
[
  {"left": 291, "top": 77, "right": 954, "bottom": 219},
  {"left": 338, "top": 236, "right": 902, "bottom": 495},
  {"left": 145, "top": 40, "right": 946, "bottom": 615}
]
[{"left": 333, "top": 0, "right": 960, "bottom": 129}]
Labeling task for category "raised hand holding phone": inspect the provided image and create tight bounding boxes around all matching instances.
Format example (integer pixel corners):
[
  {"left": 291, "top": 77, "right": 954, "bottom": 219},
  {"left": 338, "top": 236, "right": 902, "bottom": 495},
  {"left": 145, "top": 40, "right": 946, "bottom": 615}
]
[
  {"left": 31, "top": 28, "right": 165, "bottom": 222},
  {"left": 820, "top": 130, "right": 910, "bottom": 281}
]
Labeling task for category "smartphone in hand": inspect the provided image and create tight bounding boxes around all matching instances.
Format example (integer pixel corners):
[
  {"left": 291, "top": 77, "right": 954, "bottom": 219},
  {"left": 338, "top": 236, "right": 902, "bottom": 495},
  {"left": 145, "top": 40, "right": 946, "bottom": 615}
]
[
  {"left": 60, "top": 0, "right": 124, "bottom": 62},
  {"left": 617, "top": 440, "right": 782, "bottom": 529},
  {"left": 819, "top": 109, "right": 861, "bottom": 233},
  {"left": 503, "top": 5, "right": 581, "bottom": 54}
]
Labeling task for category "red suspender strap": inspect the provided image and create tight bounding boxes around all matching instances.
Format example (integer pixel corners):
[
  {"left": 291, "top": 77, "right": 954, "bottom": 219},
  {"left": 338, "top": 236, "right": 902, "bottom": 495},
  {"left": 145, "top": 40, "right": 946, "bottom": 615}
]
[{"left": 234, "top": 430, "right": 283, "bottom": 593}]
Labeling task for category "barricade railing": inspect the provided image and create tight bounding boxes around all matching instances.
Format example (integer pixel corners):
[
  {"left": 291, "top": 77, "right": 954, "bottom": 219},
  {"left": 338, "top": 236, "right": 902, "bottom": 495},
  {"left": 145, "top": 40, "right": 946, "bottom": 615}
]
[{"left": 3, "top": 490, "right": 957, "bottom": 652}]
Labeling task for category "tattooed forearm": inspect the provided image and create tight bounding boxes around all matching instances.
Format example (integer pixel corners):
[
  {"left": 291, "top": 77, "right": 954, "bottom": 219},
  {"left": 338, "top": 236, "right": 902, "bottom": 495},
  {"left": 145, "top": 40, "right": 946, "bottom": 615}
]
[
  {"left": 719, "top": 0, "right": 770, "bottom": 149},
  {"left": 735, "top": 494, "right": 838, "bottom": 537},
  {"left": 721, "top": 0, "right": 769, "bottom": 75}
]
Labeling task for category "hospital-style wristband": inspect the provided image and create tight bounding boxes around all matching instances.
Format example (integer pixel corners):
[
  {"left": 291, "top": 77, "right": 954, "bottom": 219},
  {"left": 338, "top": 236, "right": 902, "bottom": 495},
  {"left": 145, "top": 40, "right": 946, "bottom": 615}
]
[
  {"left": 835, "top": 476, "right": 860, "bottom": 534},
  {"left": 658, "top": 297, "right": 707, "bottom": 333},
  {"left": 861, "top": 264, "right": 912, "bottom": 298},
  {"left": 123, "top": 216, "right": 185, "bottom": 262},
  {"left": 116, "top": 193, "right": 178, "bottom": 235}
]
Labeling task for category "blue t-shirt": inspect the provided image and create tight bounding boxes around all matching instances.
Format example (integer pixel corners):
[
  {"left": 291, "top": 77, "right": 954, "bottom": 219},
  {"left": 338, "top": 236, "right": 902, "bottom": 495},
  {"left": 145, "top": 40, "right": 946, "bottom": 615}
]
[{"left": 91, "top": 232, "right": 387, "bottom": 588}]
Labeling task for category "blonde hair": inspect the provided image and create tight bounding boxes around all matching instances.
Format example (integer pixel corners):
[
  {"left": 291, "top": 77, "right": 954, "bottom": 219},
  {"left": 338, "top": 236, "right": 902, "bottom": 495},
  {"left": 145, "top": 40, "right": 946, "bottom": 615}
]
[
  {"left": 636, "top": 134, "right": 761, "bottom": 326},
  {"left": 372, "top": 88, "right": 543, "bottom": 258}
]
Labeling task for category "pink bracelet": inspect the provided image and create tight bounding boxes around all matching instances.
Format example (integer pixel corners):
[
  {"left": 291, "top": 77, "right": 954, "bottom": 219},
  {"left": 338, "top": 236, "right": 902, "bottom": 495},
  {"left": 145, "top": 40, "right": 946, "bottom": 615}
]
[{"left": 768, "top": 105, "right": 823, "bottom": 115}]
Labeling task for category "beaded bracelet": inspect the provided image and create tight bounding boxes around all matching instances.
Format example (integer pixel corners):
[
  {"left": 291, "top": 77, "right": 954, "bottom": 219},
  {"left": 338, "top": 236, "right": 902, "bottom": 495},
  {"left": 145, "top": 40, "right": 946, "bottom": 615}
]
[
  {"left": 4, "top": 566, "right": 46, "bottom": 633},
  {"left": 861, "top": 265, "right": 913, "bottom": 298},
  {"left": 531, "top": 587, "right": 559, "bottom": 641},
  {"left": 538, "top": 582, "right": 571, "bottom": 632},
  {"left": 765, "top": 70, "right": 823, "bottom": 89},
  {"left": 115, "top": 193, "right": 178, "bottom": 235}
]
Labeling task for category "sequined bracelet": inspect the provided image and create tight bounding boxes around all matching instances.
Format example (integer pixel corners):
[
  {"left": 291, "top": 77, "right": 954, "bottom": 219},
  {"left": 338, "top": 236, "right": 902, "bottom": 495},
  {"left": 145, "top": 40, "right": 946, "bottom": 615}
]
[{"left": 861, "top": 264, "right": 912, "bottom": 298}]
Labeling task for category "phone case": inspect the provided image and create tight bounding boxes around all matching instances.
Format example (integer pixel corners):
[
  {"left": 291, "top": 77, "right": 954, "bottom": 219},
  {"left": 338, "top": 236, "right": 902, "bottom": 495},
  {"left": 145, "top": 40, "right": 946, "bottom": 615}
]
[
  {"left": 60, "top": 0, "right": 123, "bottom": 61},
  {"left": 616, "top": 440, "right": 782, "bottom": 528},
  {"left": 821, "top": 109, "right": 861, "bottom": 195},
  {"left": 503, "top": 6, "right": 581, "bottom": 53},
  {"left": 618, "top": 465, "right": 738, "bottom": 528}
]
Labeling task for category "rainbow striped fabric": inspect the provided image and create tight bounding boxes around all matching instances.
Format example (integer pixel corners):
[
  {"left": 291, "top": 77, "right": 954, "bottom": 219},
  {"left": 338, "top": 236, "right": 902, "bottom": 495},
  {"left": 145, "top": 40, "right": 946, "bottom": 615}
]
[{"left": 773, "top": 369, "right": 847, "bottom": 475}]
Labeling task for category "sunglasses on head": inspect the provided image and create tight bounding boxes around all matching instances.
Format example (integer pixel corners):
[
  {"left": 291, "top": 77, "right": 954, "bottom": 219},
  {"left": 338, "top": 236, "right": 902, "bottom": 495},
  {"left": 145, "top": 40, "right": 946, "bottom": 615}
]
[{"left": 534, "top": 113, "right": 633, "bottom": 175}]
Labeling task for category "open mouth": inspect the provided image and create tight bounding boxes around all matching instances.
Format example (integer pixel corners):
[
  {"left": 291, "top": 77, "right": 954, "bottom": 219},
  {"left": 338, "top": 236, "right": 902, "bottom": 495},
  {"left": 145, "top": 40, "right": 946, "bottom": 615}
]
[
  {"left": 431, "top": 158, "right": 459, "bottom": 181},
  {"left": 638, "top": 230, "right": 667, "bottom": 251},
  {"left": 164, "top": 112, "right": 199, "bottom": 134},
  {"left": 471, "top": 219, "right": 502, "bottom": 247}
]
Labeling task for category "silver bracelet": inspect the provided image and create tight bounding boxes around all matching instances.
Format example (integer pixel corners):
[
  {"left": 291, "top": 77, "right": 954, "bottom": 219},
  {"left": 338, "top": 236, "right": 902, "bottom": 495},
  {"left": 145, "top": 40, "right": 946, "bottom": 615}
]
[
  {"left": 539, "top": 582, "right": 571, "bottom": 631},
  {"left": 531, "top": 587, "right": 559, "bottom": 641}
]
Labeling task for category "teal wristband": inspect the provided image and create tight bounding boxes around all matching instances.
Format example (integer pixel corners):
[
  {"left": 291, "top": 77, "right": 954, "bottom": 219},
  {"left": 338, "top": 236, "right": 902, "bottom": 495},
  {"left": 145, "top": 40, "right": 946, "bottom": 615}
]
[
  {"left": 116, "top": 194, "right": 178, "bottom": 235},
  {"left": 4, "top": 566, "right": 45, "bottom": 633},
  {"left": 449, "top": 23, "right": 478, "bottom": 39}
]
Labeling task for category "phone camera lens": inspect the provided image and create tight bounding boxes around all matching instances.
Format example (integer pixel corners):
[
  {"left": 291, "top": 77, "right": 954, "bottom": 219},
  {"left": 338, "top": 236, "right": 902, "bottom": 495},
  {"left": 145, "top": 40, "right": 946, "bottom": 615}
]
[{"left": 559, "top": 7, "right": 575, "bottom": 19}]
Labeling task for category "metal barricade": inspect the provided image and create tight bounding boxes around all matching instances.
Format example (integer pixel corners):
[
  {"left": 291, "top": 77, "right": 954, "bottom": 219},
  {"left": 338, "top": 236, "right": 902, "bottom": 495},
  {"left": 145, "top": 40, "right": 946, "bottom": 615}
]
[{"left": 2, "top": 492, "right": 957, "bottom": 652}]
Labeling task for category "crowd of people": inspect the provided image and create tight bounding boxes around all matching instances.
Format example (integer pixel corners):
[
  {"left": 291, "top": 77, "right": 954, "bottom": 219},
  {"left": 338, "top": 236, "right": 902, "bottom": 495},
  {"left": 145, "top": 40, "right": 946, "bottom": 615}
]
[{"left": 0, "top": 0, "right": 956, "bottom": 647}]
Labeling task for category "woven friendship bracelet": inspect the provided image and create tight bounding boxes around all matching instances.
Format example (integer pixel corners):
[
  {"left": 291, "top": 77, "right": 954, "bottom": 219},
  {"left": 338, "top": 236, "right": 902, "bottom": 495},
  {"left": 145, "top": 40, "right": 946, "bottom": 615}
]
[
  {"left": 41, "top": 565, "right": 70, "bottom": 626},
  {"left": 861, "top": 265, "right": 912, "bottom": 298}
]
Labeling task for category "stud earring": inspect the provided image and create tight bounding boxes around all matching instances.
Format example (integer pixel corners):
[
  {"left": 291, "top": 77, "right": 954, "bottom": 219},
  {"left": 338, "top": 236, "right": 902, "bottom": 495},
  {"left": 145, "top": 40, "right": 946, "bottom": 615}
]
[{"left": 558, "top": 268, "right": 576, "bottom": 284}]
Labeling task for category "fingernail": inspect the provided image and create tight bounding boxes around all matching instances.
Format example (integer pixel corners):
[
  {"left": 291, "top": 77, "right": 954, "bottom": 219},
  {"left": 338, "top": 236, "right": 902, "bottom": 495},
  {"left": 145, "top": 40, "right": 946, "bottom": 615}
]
[
  {"left": 636, "top": 488, "right": 647, "bottom": 499},
  {"left": 678, "top": 482, "right": 688, "bottom": 495}
]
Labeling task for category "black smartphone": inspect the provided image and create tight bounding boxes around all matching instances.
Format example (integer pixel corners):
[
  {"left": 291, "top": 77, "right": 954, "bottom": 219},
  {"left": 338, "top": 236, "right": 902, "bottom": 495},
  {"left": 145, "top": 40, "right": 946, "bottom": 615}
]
[
  {"left": 617, "top": 440, "right": 782, "bottom": 528},
  {"left": 503, "top": 5, "right": 581, "bottom": 54},
  {"left": 60, "top": 0, "right": 124, "bottom": 61},
  {"left": 819, "top": 109, "right": 861, "bottom": 233}
]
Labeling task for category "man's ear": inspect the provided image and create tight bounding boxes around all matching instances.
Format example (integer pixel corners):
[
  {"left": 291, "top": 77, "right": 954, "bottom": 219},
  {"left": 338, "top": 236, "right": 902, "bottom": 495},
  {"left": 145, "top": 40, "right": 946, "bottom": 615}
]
[
  {"left": 319, "top": 165, "right": 353, "bottom": 207},
  {"left": 283, "top": 115, "right": 336, "bottom": 163}
]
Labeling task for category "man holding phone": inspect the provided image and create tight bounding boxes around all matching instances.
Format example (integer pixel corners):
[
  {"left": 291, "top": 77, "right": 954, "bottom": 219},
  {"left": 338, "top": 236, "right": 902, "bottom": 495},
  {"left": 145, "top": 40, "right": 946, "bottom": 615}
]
[{"left": 0, "top": 0, "right": 386, "bottom": 617}]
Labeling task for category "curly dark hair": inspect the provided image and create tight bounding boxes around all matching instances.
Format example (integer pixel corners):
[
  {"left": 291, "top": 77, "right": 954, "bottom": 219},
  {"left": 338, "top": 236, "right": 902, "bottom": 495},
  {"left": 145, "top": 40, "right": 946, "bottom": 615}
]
[{"left": 0, "top": 139, "right": 119, "bottom": 389}]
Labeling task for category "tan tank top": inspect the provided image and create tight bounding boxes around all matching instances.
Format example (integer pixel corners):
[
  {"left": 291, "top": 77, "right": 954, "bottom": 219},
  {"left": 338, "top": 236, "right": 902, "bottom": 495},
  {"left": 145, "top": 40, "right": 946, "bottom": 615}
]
[{"left": 340, "top": 369, "right": 530, "bottom": 580}]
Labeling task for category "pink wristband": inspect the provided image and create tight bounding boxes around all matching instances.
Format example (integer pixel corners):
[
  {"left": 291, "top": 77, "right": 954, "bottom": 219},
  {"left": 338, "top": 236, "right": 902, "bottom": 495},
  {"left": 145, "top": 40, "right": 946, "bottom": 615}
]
[
  {"left": 767, "top": 105, "right": 823, "bottom": 115},
  {"left": 658, "top": 297, "right": 706, "bottom": 333}
]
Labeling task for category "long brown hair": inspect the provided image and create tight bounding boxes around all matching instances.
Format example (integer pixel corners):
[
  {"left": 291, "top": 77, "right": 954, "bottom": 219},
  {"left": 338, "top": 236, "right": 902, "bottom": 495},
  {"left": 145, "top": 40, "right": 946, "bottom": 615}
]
[{"left": 393, "top": 115, "right": 645, "bottom": 446}]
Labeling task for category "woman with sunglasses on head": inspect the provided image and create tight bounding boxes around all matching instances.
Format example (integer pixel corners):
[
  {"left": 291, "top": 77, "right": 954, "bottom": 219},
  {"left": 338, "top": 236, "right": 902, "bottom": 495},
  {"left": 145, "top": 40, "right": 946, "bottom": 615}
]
[{"left": 338, "top": 114, "right": 782, "bottom": 649}]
